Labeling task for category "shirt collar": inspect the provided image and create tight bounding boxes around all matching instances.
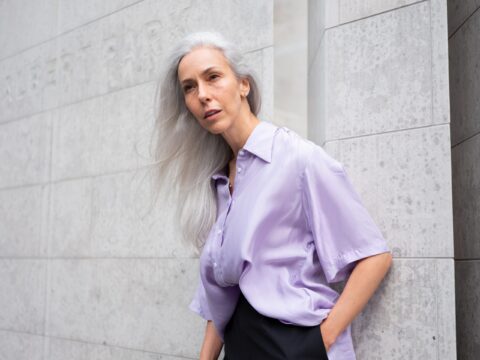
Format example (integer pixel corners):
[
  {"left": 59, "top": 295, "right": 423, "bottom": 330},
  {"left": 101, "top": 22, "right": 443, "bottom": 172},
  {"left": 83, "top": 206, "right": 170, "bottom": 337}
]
[{"left": 211, "top": 120, "right": 278, "bottom": 180}]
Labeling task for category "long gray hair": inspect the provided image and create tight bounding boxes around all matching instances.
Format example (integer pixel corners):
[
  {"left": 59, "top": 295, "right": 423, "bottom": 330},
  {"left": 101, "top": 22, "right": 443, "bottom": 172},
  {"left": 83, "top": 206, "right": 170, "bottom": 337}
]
[{"left": 148, "top": 31, "right": 263, "bottom": 256}]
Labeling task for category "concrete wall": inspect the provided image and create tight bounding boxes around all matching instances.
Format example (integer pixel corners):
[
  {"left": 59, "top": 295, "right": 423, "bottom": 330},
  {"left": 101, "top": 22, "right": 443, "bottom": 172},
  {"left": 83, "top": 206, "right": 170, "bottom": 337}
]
[
  {"left": 308, "top": 0, "right": 456, "bottom": 358},
  {"left": 0, "top": 1, "right": 273, "bottom": 358},
  {"left": 448, "top": 1, "right": 480, "bottom": 360},
  {"left": 273, "top": 0, "right": 308, "bottom": 136},
  {"left": 0, "top": 0, "right": 464, "bottom": 358}
]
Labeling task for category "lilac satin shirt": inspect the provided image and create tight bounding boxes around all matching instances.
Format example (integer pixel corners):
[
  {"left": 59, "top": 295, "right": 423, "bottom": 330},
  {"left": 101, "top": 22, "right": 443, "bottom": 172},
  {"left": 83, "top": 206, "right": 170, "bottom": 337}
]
[{"left": 189, "top": 120, "right": 391, "bottom": 359}]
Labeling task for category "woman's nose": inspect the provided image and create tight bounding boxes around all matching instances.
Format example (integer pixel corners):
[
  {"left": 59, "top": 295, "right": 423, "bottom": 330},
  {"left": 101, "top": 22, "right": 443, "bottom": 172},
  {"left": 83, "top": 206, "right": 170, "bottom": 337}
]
[{"left": 197, "top": 81, "right": 210, "bottom": 101}]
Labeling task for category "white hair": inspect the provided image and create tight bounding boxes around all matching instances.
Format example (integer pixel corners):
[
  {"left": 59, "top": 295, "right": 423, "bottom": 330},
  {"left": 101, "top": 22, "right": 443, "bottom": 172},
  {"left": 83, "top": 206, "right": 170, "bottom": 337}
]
[{"left": 147, "top": 31, "right": 263, "bottom": 255}]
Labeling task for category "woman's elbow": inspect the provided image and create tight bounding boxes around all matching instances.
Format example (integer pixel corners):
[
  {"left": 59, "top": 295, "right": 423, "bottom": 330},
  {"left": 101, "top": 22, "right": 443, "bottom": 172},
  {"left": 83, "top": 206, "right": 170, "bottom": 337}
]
[
  {"left": 370, "top": 251, "right": 393, "bottom": 272},
  {"left": 382, "top": 251, "right": 393, "bottom": 272}
]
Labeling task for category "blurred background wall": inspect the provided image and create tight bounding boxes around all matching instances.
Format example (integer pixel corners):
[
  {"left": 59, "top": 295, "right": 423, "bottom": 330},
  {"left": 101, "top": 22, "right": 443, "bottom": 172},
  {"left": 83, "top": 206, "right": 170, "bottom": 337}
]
[{"left": 0, "top": 0, "right": 474, "bottom": 359}]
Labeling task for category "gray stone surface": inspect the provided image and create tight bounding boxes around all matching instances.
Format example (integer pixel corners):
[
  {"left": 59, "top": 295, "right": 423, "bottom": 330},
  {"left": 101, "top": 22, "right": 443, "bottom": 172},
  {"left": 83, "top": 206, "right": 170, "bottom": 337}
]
[
  {"left": 244, "top": 46, "right": 274, "bottom": 125},
  {"left": 448, "top": 9, "right": 480, "bottom": 146},
  {"left": 0, "top": 330, "right": 44, "bottom": 360},
  {"left": 353, "top": 259, "right": 456, "bottom": 359},
  {"left": 309, "top": 0, "right": 418, "bottom": 82},
  {"left": 452, "top": 134, "right": 480, "bottom": 259},
  {"left": 307, "top": 0, "right": 326, "bottom": 70},
  {"left": 309, "top": 0, "right": 456, "bottom": 358},
  {"left": 0, "top": 0, "right": 463, "bottom": 358},
  {"left": 0, "top": 260, "right": 46, "bottom": 333},
  {"left": 325, "top": 124, "right": 453, "bottom": 258},
  {"left": 449, "top": 2, "right": 480, "bottom": 358},
  {"left": 0, "top": 0, "right": 274, "bottom": 358},
  {"left": 0, "top": 0, "right": 57, "bottom": 60},
  {"left": 274, "top": 0, "right": 308, "bottom": 135},
  {"left": 48, "top": 167, "right": 182, "bottom": 258},
  {"left": 0, "top": 185, "right": 49, "bottom": 257},
  {"left": 455, "top": 260, "right": 480, "bottom": 360},
  {"left": 57, "top": 0, "right": 144, "bottom": 35},
  {"left": 431, "top": 0, "right": 451, "bottom": 128},
  {"left": 0, "top": 0, "right": 143, "bottom": 60},
  {"left": 46, "top": 258, "right": 201, "bottom": 357},
  {"left": 307, "top": 29, "right": 326, "bottom": 147},
  {"left": 0, "top": 0, "right": 273, "bottom": 122},
  {"left": 51, "top": 82, "right": 157, "bottom": 181},
  {"left": 447, "top": 0, "right": 480, "bottom": 36},
  {"left": 336, "top": 0, "right": 422, "bottom": 25},
  {"left": 310, "top": 0, "right": 450, "bottom": 143},
  {"left": 0, "top": 112, "right": 51, "bottom": 188},
  {"left": 47, "top": 335, "right": 191, "bottom": 359},
  {"left": 324, "top": 2, "right": 433, "bottom": 139}
]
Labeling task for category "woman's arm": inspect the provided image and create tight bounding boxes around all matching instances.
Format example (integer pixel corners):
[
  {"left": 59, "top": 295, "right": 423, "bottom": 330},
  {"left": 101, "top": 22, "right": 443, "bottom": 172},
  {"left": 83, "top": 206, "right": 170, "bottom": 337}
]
[
  {"left": 319, "top": 252, "right": 393, "bottom": 351},
  {"left": 200, "top": 320, "right": 224, "bottom": 360}
]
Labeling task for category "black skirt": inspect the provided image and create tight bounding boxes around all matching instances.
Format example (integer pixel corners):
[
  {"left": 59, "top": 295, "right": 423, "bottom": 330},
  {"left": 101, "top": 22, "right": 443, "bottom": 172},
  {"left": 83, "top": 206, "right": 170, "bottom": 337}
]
[{"left": 223, "top": 291, "right": 328, "bottom": 360}]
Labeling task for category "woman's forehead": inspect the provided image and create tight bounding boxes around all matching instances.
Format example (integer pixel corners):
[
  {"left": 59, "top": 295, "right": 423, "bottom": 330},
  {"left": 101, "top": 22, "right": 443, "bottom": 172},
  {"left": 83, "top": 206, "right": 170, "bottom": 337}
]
[{"left": 178, "top": 47, "right": 229, "bottom": 79}]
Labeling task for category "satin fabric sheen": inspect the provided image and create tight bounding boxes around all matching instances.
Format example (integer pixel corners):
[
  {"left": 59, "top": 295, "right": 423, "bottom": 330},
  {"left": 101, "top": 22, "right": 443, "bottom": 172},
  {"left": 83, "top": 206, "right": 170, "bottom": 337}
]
[{"left": 189, "top": 120, "right": 391, "bottom": 360}]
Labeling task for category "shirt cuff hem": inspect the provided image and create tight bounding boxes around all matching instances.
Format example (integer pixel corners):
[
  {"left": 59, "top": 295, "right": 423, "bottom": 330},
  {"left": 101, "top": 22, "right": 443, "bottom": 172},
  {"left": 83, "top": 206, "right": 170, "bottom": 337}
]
[{"left": 323, "top": 243, "right": 391, "bottom": 283}]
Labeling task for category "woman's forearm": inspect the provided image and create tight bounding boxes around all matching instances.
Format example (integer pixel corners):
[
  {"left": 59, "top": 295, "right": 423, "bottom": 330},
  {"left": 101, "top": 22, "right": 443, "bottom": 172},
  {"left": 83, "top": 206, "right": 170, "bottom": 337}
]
[
  {"left": 320, "top": 252, "right": 393, "bottom": 351},
  {"left": 200, "top": 320, "right": 224, "bottom": 360}
]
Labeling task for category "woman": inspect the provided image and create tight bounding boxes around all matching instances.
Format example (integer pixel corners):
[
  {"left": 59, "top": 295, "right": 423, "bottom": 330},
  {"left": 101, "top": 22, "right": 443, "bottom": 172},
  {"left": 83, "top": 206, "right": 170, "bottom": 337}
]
[{"left": 151, "top": 31, "right": 393, "bottom": 360}]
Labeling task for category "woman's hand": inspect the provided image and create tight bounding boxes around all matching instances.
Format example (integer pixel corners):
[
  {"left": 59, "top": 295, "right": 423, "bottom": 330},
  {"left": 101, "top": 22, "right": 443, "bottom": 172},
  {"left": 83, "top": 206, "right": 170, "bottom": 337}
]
[{"left": 318, "top": 252, "right": 393, "bottom": 354}]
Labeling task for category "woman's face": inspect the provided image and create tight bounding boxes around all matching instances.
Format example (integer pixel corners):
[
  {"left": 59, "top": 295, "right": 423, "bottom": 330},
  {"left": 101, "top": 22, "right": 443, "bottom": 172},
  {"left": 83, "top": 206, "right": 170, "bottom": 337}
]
[{"left": 177, "top": 46, "right": 250, "bottom": 133}]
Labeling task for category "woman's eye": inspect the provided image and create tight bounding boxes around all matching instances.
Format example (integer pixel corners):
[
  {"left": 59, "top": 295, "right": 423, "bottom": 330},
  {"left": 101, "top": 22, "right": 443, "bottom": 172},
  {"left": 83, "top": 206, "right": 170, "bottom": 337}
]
[{"left": 183, "top": 75, "right": 218, "bottom": 93}]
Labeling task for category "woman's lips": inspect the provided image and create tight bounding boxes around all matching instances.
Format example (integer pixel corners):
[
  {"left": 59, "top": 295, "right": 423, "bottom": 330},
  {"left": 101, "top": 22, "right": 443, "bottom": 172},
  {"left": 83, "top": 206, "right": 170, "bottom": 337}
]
[{"left": 205, "top": 110, "right": 222, "bottom": 119}]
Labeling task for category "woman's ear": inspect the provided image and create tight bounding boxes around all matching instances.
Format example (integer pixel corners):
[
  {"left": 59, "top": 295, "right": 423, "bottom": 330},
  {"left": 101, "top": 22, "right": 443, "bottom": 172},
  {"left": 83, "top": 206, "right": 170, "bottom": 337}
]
[{"left": 240, "top": 77, "right": 250, "bottom": 97}]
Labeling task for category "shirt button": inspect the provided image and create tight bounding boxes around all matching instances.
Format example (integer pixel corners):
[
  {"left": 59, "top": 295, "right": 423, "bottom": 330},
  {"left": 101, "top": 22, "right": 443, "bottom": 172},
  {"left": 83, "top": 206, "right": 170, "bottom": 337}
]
[
  {"left": 239, "top": 150, "right": 244, "bottom": 155},
  {"left": 217, "top": 229, "right": 222, "bottom": 234},
  {"left": 237, "top": 167, "right": 242, "bottom": 172},
  {"left": 213, "top": 262, "right": 217, "bottom": 267}
]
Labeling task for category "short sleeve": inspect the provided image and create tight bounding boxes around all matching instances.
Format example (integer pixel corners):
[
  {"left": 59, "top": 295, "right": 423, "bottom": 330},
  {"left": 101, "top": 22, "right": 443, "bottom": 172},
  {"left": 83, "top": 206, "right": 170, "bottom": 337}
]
[
  {"left": 301, "top": 143, "right": 391, "bottom": 284},
  {"left": 189, "top": 274, "right": 213, "bottom": 321}
]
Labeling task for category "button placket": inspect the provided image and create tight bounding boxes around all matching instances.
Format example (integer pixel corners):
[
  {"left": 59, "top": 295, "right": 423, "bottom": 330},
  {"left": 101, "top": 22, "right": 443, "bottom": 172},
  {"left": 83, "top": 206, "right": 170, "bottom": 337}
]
[
  {"left": 212, "top": 232, "right": 221, "bottom": 284},
  {"left": 212, "top": 225, "right": 229, "bottom": 286},
  {"left": 220, "top": 153, "right": 244, "bottom": 246},
  {"left": 235, "top": 149, "right": 246, "bottom": 185},
  {"left": 305, "top": 241, "right": 314, "bottom": 251},
  {"left": 211, "top": 200, "right": 226, "bottom": 284},
  {"left": 212, "top": 151, "right": 248, "bottom": 285}
]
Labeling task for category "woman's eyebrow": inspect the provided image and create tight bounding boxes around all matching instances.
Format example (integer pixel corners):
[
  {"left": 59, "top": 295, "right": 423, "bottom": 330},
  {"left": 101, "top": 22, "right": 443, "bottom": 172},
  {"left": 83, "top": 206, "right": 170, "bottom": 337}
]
[{"left": 180, "top": 66, "right": 220, "bottom": 84}]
